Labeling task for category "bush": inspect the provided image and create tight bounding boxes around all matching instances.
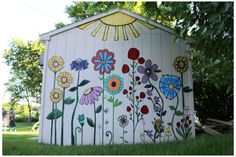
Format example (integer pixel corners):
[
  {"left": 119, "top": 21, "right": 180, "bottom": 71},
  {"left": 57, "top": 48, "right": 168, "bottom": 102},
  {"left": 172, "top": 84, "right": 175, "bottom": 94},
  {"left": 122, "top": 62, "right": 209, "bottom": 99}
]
[{"left": 194, "top": 81, "right": 233, "bottom": 124}]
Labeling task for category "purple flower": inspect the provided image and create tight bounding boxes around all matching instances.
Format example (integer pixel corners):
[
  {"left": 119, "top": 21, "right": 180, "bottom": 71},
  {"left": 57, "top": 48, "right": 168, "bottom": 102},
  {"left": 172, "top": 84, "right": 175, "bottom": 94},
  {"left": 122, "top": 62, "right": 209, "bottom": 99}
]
[
  {"left": 145, "top": 129, "right": 153, "bottom": 138},
  {"left": 137, "top": 59, "right": 158, "bottom": 84},
  {"left": 70, "top": 58, "right": 89, "bottom": 71},
  {"left": 80, "top": 86, "right": 103, "bottom": 105},
  {"left": 146, "top": 89, "right": 153, "bottom": 96},
  {"left": 154, "top": 96, "right": 160, "bottom": 104}
]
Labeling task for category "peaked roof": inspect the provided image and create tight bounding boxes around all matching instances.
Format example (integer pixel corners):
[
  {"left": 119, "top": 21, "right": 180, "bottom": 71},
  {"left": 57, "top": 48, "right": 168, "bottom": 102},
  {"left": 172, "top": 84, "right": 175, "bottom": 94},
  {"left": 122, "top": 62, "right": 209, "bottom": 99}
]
[{"left": 40, "top": 8, "right": 175, "bottom": 41}]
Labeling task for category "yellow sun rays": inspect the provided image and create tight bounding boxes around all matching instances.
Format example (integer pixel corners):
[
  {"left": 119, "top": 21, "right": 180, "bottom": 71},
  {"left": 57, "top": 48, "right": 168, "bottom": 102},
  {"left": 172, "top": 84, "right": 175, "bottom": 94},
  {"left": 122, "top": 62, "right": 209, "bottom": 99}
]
[{"left": 78, "top": 12, "right": 156, "bottom": 41}]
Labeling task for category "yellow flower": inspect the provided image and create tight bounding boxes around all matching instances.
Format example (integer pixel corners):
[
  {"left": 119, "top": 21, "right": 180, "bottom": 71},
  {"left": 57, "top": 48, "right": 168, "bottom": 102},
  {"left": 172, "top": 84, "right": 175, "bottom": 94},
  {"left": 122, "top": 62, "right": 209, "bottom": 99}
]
[
  {"left": 57, "top": 71, "right": 73, "bottom": 88},
  {"left": 165, "top": 127, "right": 172, "bottom": 136},
  {"left": 48, "top": 56, "right": 64, "bottom": 72},
  {"left": 50, "top": 88, "right": 63, "bottom": 103},
  {"left": 173, "top": 56, "right": 189, "bottom": 74}
]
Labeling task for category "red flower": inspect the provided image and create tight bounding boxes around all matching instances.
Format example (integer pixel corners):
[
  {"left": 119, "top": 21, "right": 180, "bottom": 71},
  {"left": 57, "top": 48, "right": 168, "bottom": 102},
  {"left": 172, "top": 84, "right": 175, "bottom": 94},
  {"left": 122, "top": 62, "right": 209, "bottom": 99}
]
[
  {"left": 140, "top": 92, "right": 146, "bottom": 99},
  {"left": 123, "top": 89, "right": 128, "bottom": 95},
  {"left": 138, "top": 57, "right": 145, "bottom": 64},
  {"left": 186, "top": 116, "right": 189, "bottom": 120},
  {"left": 127, "top": 106, "right": 131, "bottom": 112},
  {"left": 184, "top": 123, "right": 188, "bottom": 128},
  {"left": 129, "top": 86, "right": 132, "bottom": 90},
  {"left": 136, "top": 96, "right": 139, "bottom": 100},
  {"left": 188, "top": 120, "right": 192, "bottom": 125},
  {"left": 177, "top": 122, "right": 181, "bottom": 128},
  {"left": 91, "top": 49, "right": 116, "bottom": 75},
  {"left": 135, "top": 76, "right": 140, "bottom": 81},
  {"left": 141, "top": 105, "right": 149, "bottom": 114},
  {"left": 122, "top": 64, "right": 130, "bottom": 73},
  {"left": 128, "top": 48, "right": 140, "bottom": 60}
]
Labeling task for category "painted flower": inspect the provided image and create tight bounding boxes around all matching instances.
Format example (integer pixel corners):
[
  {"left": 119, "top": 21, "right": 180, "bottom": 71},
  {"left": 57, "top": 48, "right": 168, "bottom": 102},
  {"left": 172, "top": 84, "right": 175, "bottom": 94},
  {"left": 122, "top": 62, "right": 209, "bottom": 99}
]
[
  {"left": 154, "top": 96, "right": 160, "bottom": 104},
  {"left": 145, "top": 130, "right": 153, "bottom": 138},
  {"left": 118, "top": 115, "right": 129, "bottom": 128},
  {"left": 137, "top": 59, "right": 158, "bottom": 84},
  {"left": 128, "top": 48, "right": 140, "bottom": 60},
  {"left": 173, "top": 56, "right": 189, "bottom": 74},
  {"left": 159, "top": 75, "right": 181, "bottom": 100},
  {"left": 70, "top": 58, "right": 89, "bottom": 71},
  {"left": 91, "top": 49, "right": 116, "bottom": 75},
  {"left": 104, "top": 74, "right": 124, "bottom": 95},
  {"left": 78, "top": 114, "right": 85, "bottom": 126},
  {"left": 140, "top": 105, "right": 149, "bottom": 115},
  {"left": 155, "top": 119, "right": 163, "bottom": 127},
  {"left": 57, "top": 71, "right": 73, "bottom": 88},
  {"left": 146, "top": 89, "right": 153, "bottom": 96},
  {"left": 50, "top": 88, "right": 63, "bottom": 103},
  {"left": 165, "top": 127, "right": 172, "bottom": 136},
  {"left": 48, "top": 55, "right": 64, "bottom": 72},
  {"left": 122, "top": 64, "right": 130, "bottom": 73},
  {"left": 80, "top": 86, "right": 103, "bottom": 105}
]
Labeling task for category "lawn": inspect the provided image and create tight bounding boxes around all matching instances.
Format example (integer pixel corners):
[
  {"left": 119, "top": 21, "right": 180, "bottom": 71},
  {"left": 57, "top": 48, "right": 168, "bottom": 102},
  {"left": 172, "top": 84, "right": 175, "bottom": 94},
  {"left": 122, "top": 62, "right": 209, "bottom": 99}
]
[{"left": 2, "top": 122, "right": 233, "bottom": 155}]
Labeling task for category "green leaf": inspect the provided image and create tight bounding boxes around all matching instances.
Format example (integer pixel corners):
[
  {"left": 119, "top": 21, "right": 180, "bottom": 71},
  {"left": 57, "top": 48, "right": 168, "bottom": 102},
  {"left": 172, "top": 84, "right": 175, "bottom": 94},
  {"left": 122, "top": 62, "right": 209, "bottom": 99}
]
[
  {"left": 120, "top": 136, "right": 124, "bottom": 139},
  {"left": 78, "top": 80, "right": 90, "bottom": 87},
  {"left": 114, "top": 99, "right": 122, "bottom": 107},
  {"left": 144, "top": 84, "right": 152, "bottom": 88},
  {"left": 124, "top": 140, "right": 129, "bottom": 143},
  {"left": 167, "top": 122, "right": 172, "bottom": 126},
  {"left": 176, "top": 128, "right": 183, "bottom": 137},
  {"left": 175, "top": 111, "right": 184, "bottom": 116},
  {"left": 95, "top": 105, "right": 102, "bottom": 113},
  {"left": 107, "top": 96, "right": 113, "bottom": 102},
  {"left": 69, "top": 86, "right": 78, "bottom": 92},
  {"left": 124, "top": 131, "right": 128, "bottom": 134},
  {"left": 169, "top": 106, "right": 175, "bottom": 110},
  {"left": 87, "top": 117, "right": 95, "bottom": 127},
  {"left": 154, "top": 69, "right": 162, "bottom": 73},
  {"left": 183, "top": 86, "right": 193, "bottom": 93},
  {"left": 161, "top": 110, "right": 167, "bottom": 116},
  {"left": 46, "top": 109, "right": 62, "bottom": 120},
  {"left": 64, "top": 97, "right": 75, "bottom": 105}
]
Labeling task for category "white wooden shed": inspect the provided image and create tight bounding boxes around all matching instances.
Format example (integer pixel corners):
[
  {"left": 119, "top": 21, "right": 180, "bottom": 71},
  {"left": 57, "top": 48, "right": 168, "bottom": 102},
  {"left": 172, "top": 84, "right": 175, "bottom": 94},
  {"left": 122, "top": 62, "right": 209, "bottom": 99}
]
[{"left": 39, "top": 9, "right": 195, "bottom": 146}]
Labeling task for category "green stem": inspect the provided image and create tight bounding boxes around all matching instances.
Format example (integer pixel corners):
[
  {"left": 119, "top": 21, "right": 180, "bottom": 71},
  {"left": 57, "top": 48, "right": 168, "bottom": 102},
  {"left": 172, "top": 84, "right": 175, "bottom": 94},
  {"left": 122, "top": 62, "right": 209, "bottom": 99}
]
[
  {"left": 102, "top": 73, "right": 105, "bottom": 146},
  {"left": 71, "top": 71, "right": 80, "bottom": 145},
  {"left": 132, "top": 60, "right": 135, "bottom": 144},
  {"left": 81, "top": 127, "right": 83, "bottom": 145},
  {"left": 54, "top": 104, "right": 57, "bottom": 145},
  {"left": 123, "top": 127, "right": 125, "bottom": 144},
  {"left": 171, "top": 95, "right": 179, "bottom": 141},
  {"left": 180, "top": 73, "right": 185, "bottom": 114},
  {"left": 93, "top": 102, "right": 96, "bottom": 145},
  {"left": 143, "top": 124, "right": 145, "bottom": 143},
  {"left": 61, "top": 88, "right": 65, "bottom": 146},
  {"left": 50, "top": 72, "right": 57, "bottom": 144},
  {"left": 112, "top": 95, "right": 115, "bottom": 145}
]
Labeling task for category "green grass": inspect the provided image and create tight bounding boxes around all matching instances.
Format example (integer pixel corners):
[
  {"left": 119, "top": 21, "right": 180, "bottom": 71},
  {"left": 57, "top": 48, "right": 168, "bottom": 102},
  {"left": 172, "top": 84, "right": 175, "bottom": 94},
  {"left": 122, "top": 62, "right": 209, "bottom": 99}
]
[{"left": 2, "top": 123, "right": 234, "bottom": 155}]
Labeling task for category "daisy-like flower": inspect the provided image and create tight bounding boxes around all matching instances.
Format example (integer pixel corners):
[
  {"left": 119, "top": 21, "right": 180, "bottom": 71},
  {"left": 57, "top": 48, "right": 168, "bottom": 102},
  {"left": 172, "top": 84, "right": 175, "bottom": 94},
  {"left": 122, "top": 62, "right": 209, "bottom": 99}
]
[
  {"left": 91, "top": 49, "right": 116, "bottom": 75},
  {"left": 104, "top": 74, "right": 124, "bottom": 95},
  {"left": 48, "top": 55, "right": 64, "bottom": 72},
  {"left": 159, "top": 75, "right": 181, "bottom": 100},
  {"left": 57, "top": 71, "right": 73, "bottom": 88},
  {"left": 50, "top": 88, "right": 63, "bottom": 103},
  {"left": 173, "top": 56, "right": 189, "bottom": 74},
  {"left": 165, "top": 127, "right": 172, "bottom": 136},
  {"left": 118, "top": 115, "right": 129, "bottom": 128},
  {"left": 79, "top": 86, "right": 103, "bottom": 105}
]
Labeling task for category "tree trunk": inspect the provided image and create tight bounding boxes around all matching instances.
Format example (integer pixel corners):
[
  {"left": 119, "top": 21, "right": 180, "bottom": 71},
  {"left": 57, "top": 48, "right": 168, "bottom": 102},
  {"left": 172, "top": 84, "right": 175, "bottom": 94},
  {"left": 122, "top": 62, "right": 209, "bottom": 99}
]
[{"left": 27, "top": 100, "right": 32, "bottom": 125}]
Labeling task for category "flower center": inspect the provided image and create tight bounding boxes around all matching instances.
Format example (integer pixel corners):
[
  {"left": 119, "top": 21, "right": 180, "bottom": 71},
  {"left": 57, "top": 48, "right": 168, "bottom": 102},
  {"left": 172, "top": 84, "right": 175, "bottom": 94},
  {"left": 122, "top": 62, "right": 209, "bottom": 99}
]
[
  {"left": 111, "top": 81, "right": 116, "bottom": 87},
  {"left": 102, "top": 60, "right": 106, "bottom": 64},
  {"left": 61, "top": 77, "right": 67, "bottom": 83},
  {"left": 179, "top": 62, "right": 184, "bottom": 68},
  {"left": 168, "top": 83, "right": 174, "bottom": 90},
  {"left": 84, "top": 88, "right": 92, "bottom": 95},
  {"left": 53, "top": 61, "right": 59, "bottom": 67},
  {"left": 53, "top": 93, "right": 59, "bottom": 98},
  {"left": 146, "top": 69, "right": 151, "bottom": 75}
]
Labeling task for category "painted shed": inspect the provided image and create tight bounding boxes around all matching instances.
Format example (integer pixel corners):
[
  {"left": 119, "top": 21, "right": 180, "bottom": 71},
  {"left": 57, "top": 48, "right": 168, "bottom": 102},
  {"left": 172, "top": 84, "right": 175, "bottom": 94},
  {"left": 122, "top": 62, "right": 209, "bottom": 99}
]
[{"left": 39, "top": 9, "right": 195, "bottom": 146}]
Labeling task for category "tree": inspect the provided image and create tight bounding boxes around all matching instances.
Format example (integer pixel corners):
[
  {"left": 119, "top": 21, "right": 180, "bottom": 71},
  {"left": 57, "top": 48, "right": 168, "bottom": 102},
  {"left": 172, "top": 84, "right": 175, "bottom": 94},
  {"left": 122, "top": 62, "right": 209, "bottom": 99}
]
[{"left": 3, "top": 39, "right": 44, "bottom": 124}]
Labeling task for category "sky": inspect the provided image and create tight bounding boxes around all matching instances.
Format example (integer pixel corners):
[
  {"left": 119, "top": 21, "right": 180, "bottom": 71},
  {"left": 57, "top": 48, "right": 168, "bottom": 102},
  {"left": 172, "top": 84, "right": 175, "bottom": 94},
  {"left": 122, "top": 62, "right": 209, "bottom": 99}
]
[{"left": 0, "top": 0, "right": 74, "bottom": 103}]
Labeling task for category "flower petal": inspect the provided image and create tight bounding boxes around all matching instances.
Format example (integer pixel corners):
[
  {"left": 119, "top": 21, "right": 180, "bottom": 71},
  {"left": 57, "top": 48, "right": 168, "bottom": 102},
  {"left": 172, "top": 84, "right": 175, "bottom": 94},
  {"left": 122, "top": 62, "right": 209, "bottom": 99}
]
[
  {"left": 137, "top": 66, "right": 146, "bottom": 74},
  {"left": 145, "top": 59, "right": 152, "bottom": 68},
  {"left": 151, "top": 64, "right": 158, "bottom": 71},
  {"left": 141, "top": 74, "right": 149, "bottom": 84},
  {"left": 149, "top": 72, "right": 158, "bottom": 81}
]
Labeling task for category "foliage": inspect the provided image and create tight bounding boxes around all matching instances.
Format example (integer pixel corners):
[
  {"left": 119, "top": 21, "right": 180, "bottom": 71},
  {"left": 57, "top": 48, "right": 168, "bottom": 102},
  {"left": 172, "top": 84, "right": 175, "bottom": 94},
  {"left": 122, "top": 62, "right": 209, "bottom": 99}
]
[
  {"left": 3, "top": 39, "right": 44, "bottom": 123},
  {"left": 193, "top": 81, "right": 233, "bottom": 123},
  {"left": 3, "top": 130, "right": 233, "bottom": 155}
]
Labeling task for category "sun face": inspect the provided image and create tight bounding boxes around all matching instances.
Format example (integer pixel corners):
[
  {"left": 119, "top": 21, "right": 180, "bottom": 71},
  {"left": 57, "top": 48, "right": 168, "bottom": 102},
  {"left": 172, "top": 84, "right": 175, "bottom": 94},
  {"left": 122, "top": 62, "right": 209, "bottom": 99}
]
[{"left": 78, "top": 12, "right": 156, "bottom": 41}]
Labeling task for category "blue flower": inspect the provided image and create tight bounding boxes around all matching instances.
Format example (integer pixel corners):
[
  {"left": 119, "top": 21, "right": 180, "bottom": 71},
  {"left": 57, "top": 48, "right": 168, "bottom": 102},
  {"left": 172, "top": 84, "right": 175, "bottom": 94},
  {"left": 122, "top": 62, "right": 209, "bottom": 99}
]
[
  {"left": 91, "top": 49, "right": 116, "bottom": 75},
  {"left": 159, "top": 75, "right": 181, "bottom": 100},
  {"left": 78, "top": 114, "right": 85, "bottom": 126},
  {"left": 70, "top": 58, "right": 89, "bottom": 71},
  {"left": 104, "top": 74, "right": 124, "bottom": 95}
]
